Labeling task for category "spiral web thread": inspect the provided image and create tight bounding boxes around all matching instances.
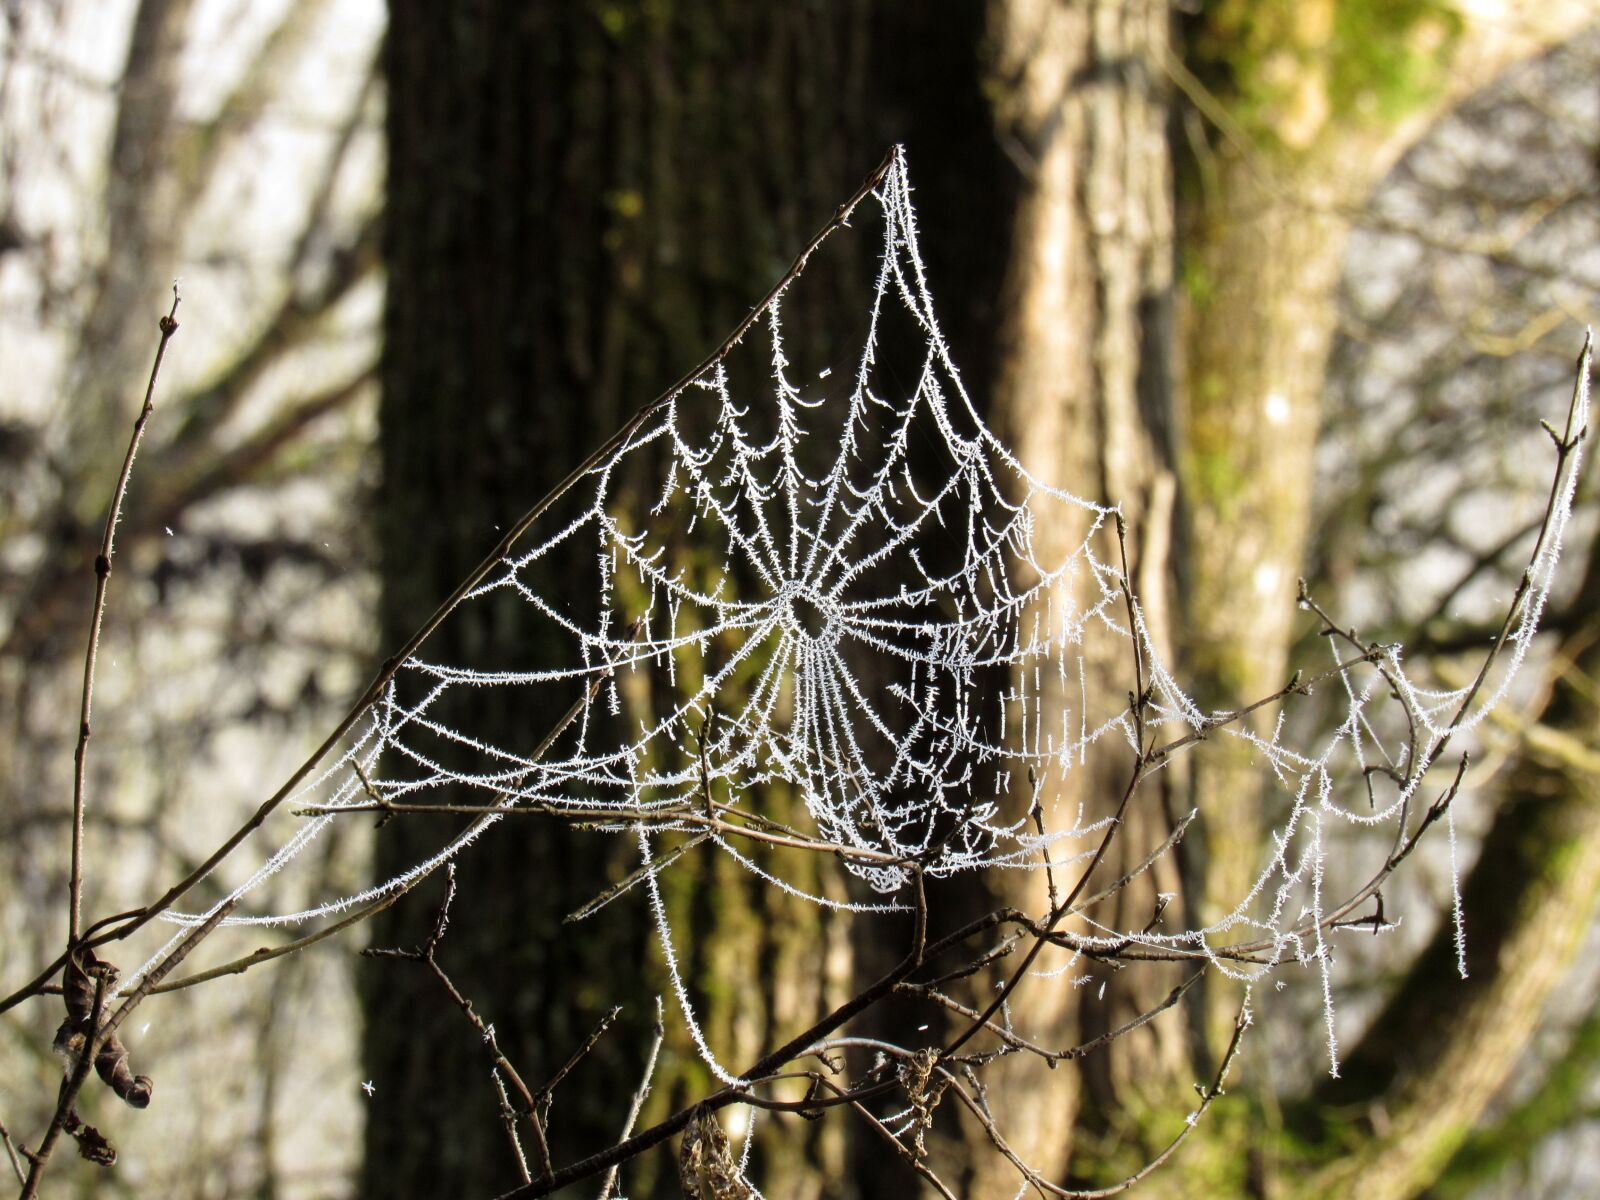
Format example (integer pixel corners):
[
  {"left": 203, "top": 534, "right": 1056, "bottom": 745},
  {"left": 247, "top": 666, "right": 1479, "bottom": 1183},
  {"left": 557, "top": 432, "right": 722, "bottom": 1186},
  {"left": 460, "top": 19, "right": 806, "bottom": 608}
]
[{"left": 136, "top": 153, "right": 1589, "bottom": 1081}]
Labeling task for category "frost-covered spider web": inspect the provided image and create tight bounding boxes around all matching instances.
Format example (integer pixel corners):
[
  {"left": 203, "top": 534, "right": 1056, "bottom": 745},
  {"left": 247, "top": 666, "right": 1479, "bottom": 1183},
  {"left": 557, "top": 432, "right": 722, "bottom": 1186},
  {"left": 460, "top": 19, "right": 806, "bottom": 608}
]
[
  {"left": 138, "top": 152, "right": 1588, "bottom": 1080},
  {"left": 276, "top": 148, "right": 1183, "bottom": 900}
]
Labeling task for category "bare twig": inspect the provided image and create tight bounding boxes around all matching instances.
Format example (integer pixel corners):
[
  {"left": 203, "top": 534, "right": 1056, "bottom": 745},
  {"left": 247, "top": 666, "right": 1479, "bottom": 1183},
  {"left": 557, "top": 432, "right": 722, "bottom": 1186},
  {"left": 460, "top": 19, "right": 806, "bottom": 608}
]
[
  {"left": 363, "top": 865, "right": 546, "bottom": 1179},
  {"left": 596, "top": 997, "right": 664, "bottom": 1200},
  {"left": 534, "top": 1006, "right": 622, "bottom": 1147},
  {"left": 0, "top": 1112, "right": 24, "bottom": 1186},
  {"left": 565, "top": 834, "right": 710, "bottom": 924},
  {"left": 495, "top": 868, "right": 929, "bottom": 1199},
  {"left": 68, "top": 286, "right": 180, "bottom": 947},
  {"left": 151, "top": 883, "right": 413, "bottom": 995},
  {"left": 19, "top": 960, "right": 109, "bottom": 1198}
]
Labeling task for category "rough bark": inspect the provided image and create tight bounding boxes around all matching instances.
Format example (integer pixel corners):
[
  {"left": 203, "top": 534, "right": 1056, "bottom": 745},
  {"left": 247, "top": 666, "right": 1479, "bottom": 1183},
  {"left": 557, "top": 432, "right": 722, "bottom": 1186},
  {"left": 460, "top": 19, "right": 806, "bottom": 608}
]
[
  {"left": 367, "top": 4, "right": 878, "bottom": 1196},
  {"left": 975, "top": 0, "right": 1183, "bottom": 1189},
  {"left": 364, "top": 2, "right": 1600, "bottom": 1195}
]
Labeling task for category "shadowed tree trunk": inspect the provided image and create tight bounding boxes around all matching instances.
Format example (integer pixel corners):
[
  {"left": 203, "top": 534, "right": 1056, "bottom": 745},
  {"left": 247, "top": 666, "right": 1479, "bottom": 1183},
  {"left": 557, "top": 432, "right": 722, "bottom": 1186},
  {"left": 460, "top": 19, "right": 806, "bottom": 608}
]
[
  {"left": 366, "top": 4, "right": 891, "bottom": 1196},
  {"left": 65, "top": 0, "right": 194, "bottom": 502}
]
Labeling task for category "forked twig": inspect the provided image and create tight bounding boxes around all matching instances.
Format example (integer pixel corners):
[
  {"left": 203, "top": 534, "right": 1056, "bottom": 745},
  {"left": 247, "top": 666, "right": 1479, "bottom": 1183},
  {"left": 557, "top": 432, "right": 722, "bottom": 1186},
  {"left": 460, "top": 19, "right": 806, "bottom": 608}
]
[{"left": 18, "top": 960, "right": 109, "bottom": 1198}]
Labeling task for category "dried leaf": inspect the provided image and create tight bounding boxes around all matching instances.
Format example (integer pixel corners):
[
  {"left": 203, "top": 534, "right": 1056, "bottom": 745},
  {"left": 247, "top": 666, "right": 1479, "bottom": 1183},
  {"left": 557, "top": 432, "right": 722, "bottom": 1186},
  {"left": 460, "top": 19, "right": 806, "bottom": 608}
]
[
  {"left": 677, "top": 1108, "right": 753, "bottom": 1200},
  {"left": 63, "top": 1112, "right": 116, "bottom": 1167},
  {"left": 899, "top": 1048, "right": 948, "bottom": 1159},
  {"left": 54, "top": 951, "right": 153, "bottom": 1108}
]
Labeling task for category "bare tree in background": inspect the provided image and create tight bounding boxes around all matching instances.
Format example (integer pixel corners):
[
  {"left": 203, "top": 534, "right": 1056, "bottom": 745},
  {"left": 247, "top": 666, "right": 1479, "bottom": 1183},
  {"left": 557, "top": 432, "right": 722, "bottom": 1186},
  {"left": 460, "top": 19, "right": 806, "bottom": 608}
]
[
  {"left": 1306, "top": 32, "right": 1600, "bottom": 1198},
  {"left": 0, "top": 1, "right": 382, "bottom": 1192}
]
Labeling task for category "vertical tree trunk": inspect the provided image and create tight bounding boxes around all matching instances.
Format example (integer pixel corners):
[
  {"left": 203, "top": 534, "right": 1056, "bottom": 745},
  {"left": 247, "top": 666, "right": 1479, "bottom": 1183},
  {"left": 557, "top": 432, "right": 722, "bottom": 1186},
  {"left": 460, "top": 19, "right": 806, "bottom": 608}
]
[
  {"left": 1176, "top": 0, "right": 1595, "bottom": 1104},
  {"left": 976, "top": 0, "right": 1183, "bottom": 1189},
  {"left": 965, "top": 2, "right": 1597, "bottom": 1191},
  {"left": 368, "top": 4, "right": 880, "bottom": 1196},
  {"left": 368, "top": 2, "right": 1597, "bottom": 1195},
  {"left": 1170, "top": 5, "right": 1599, "bottom": 1191},
  {"left": 1178, "top": 144, "right": 1355, "bottom": 974}
]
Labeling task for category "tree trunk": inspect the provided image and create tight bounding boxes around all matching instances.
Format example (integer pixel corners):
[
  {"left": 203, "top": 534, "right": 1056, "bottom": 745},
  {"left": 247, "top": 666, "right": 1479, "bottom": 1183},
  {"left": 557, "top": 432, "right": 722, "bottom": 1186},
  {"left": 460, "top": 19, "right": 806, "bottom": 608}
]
[
  {"left": 975, "top": 0, "right": 1184, "bottom": 1190},
  {"left": 368, "top": 4, "right": 879, "bottom": 1196},
  {"left": 366, "top": 1, "right": 1600, "bottom": 1195},
  {"left": 1171, "top": 3, "right": 1599, "bottom": 1191},
  {"left": 1178, "top": 0, "right": 1597, "bottom": 961},
  {"left": 65, "top": 0, "right": 194, "bottom": 506},
  {"left": 964, "top": 1, "right": 1599, "bottom": 1190}
]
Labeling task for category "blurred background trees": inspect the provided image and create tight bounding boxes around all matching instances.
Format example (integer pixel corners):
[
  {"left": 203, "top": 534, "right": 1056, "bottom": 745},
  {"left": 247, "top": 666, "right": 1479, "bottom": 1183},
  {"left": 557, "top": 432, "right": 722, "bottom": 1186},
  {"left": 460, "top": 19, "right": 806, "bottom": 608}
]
[
  {"left": 4, "top": 1, "right": 1600, "bottom": 1197},
  {"left": 0, "top": 1, "right": 381, "bottom": 1192}
]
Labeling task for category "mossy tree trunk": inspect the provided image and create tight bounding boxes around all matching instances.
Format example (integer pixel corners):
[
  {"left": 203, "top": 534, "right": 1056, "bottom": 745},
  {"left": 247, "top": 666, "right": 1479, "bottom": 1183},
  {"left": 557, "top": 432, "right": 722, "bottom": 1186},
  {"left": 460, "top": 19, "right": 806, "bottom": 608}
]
[
  {"left": 1178, "top": 0, "right": 1593, "bottom": 961},
  {"left": 966, "top": 0, "right": 1597, "bottom": 1192},
  {"left": 1169, "top": 3, "right": 1599, "bottom": 1194}
]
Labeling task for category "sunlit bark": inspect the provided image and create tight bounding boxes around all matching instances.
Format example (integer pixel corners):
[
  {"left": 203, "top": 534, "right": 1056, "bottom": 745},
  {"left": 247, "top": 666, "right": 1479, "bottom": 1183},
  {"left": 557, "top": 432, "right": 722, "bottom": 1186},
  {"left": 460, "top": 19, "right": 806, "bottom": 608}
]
[{"left": 977, "top": 0, "right": 1184, "bottom": 1188}]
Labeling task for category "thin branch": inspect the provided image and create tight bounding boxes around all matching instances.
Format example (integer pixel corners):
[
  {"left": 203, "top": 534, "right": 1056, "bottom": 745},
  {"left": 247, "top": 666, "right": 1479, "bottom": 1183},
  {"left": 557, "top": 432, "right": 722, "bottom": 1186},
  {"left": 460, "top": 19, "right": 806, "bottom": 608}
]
[
  {"left": 942, "top": 994, "right": 1251, "bottom": 1200},
  {"left": 822, "top": 1070, "right": 960, "bottom": 1200},
  {"left": 565, "top": 834, "right": 709, "bottom": 924},
  {"left": 596, "top": 997, "right": 664, "bottom": 1200},
  {"left": 161, "top": 213, "right": 379, "bottom": 462},
  {"left": 944, "top": 747, "right": 1146, "bottom": 1058},
  {"left": 534, "top": 1006, "right": 622, "bottom": 1137},
  {"left": 176, "top": 0, "right": 335, "bottom": 209},
  {"left": 149, "top": 883, "right": 411, "bottom": 995},
  {"left": 143, "top": 366, "right": 373, "bottom": 532},
  {"left": 68, "top": 287, "right": 180, "bottom": 947},
  {"left": 18, "top": 961, "right": 109, "bottom": 1199},
  {"left": 363, "top": 865, "right": 547, "bottom": 1180},
  {"left": 900, "top": 968, "right": 1205, "bottom": 1066},
  {"left": 0, "top": 1112, "right": 24, "bottom": 1186},
  {"left": 1427, "top": 332, "right": 1591, "bottom": 770}
]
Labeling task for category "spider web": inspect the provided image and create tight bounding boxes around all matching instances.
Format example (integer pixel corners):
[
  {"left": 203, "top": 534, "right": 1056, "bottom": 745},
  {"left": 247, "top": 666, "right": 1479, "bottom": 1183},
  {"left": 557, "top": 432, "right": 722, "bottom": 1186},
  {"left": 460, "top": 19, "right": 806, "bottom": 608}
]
[
  {"left": 241, "top": 149, "right": 1168, "bottom": 903},
  {"left": 138, "top": 152, "right": 1589, "bottom": 1078}
]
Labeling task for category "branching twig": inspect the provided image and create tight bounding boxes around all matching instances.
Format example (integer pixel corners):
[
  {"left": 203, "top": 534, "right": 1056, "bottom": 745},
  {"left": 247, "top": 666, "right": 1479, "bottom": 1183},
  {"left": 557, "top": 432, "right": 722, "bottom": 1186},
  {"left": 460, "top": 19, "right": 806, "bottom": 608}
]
[
  {"left": 363, "top": 865, "right": 545, "bottom": 1179},
  {"left": 19, "top": 959, "right": 109, "bottom": 1199}
]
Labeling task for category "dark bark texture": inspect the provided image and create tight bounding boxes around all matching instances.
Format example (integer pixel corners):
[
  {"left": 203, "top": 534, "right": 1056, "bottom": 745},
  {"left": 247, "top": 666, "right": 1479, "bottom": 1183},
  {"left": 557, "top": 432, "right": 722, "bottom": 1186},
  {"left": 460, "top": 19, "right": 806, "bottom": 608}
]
[{"left": 367, "top": 3, "right": 913, "bottom": 1195}]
